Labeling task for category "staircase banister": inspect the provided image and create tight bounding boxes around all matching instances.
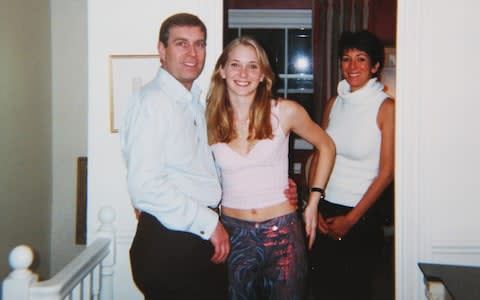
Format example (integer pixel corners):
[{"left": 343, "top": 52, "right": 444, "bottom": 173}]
[
  {"left": 29, "top": 238, "right": 110, "bottom": 299},
  {"left": 2, "top": 206, "right": 117, "bottom": 300}
]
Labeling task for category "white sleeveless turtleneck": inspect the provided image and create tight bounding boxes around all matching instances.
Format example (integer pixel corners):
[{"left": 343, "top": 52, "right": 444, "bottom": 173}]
[{"left": 325, "top": 78, "right": 389, "bottom": 207}]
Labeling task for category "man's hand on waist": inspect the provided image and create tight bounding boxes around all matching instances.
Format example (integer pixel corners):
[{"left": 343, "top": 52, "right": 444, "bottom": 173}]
[{"left": 209, "top": 221, "right": 230, "bottom": 264}]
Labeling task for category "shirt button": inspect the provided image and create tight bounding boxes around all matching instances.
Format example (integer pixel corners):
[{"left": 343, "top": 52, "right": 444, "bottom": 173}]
[{"left": 200, "top": 230, "right": 205, "bottom": 235}]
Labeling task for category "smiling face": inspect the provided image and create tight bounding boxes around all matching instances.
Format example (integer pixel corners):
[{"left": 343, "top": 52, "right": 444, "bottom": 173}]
[
  {"left": 158, "top": 25, "right": 206, "bottom": 90},
  {"left": 220, "top": 44, "right": 265, "bottom": 99},
  {"left": 341, "top": 48, "right": 380, "bottom": 92}
]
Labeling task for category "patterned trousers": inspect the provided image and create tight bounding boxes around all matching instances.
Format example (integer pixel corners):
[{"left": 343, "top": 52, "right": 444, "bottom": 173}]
[{"left": 221, "top": 212, "right": 307, "bottom": 300}]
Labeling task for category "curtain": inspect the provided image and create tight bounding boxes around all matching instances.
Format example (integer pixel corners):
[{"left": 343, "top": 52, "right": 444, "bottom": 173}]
[{"left": 312, "top": 0, "right": 370, "bottom": 123}]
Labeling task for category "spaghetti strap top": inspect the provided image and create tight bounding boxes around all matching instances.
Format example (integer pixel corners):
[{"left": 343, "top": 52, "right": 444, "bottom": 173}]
[{"left": 210, "top": 102, "right": 289, "bottom": 209}]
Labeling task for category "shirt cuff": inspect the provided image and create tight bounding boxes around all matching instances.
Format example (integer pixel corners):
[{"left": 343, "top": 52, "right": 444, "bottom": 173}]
[{"left": 189, "top": 206, "right": 219, "bottom": 240}]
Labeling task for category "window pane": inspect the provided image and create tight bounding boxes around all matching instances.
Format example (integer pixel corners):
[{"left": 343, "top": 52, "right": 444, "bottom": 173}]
[
  {"left": 287, "top": 77, "right": 313, "bottom": 92},
  {"left": 288, "top": 93, "right": 314, "bottom": 118},
  {"left": 274, "top": 78, "right": 285, "bottom": 98},
  {"left": 242, "top": 29, "right": 285, "bottom": 75},
  {"left": 287, "top": 29, "right": 312, "bottom": 74},
  {"left": 224, "top": 28, "right": 239, "bottom": 45}
]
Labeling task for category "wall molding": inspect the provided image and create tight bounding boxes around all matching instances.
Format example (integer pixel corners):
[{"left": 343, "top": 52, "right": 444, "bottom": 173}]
[
  {"left": 396, "top": 0, "right": 430, "bottom": 299},
  {"left": 431, "top": 243, "right": 480, "bottom": 256}
]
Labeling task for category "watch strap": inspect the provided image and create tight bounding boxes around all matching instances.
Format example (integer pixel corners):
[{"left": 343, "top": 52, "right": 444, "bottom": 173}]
[{"left": 310, "top": 187, "right": 325, "bottom": 200}]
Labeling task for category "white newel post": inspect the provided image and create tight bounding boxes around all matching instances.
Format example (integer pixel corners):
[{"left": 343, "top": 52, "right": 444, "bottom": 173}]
[
  {"left": 2, "top": 245, "right": 38, "bottom": 300},
  {"left": 96, "top": 206, "right": 116, "bottom": 300}
]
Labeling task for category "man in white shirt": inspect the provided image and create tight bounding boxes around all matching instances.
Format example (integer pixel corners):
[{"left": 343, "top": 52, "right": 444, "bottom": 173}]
[
  {"left": 121, "top": 13, "right": 229, "bottom": 299},
  {"left": 121, "top": 12, "right": 298, "bottom": 300}
]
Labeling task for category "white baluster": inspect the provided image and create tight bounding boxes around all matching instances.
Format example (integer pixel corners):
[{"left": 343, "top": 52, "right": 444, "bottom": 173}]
[
  {"left": 91, "top": 265, "right": 100, "bottom": 300},
  {"left": 97, "top": 206, "right": 116, "bottom": 300},
  {"left": 2, "top": 245, "right": 38, "bottom": 300}
]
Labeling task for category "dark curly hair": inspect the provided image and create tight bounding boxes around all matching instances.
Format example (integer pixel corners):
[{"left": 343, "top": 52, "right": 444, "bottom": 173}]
[{"left": 338, "top": 30, "right": 385, "bottom": 78}]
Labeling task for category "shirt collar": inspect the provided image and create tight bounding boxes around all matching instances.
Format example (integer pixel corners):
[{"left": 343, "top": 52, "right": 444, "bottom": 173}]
[{"left": 155, "top": 67, "right": 202, "bottom": 105}]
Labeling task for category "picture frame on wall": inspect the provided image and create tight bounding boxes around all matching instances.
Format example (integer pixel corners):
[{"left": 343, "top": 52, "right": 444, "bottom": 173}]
[
  {"left": 76, "top": 156, "right": 87, "bottom": 245},
  {"left": 383, "top": 47, "right": 396, "bottom": 98},
  {"left": 109, "top": 54, "right": 160, "bottom": 133}
]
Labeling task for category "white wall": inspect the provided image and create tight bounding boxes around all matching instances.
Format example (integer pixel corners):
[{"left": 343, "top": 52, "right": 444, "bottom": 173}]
[
  {"left": 396, "top": 0, "right": 480, "bottom": 299},
  {"left": 86, "top": 1, "right": 224, "bottom": 298},
  {"left": 50, "top": 0, "right": 88, "bottom": 274},
  {"left": 0, "top": 0, "right": 88, "bottom": 281},
  {"left": 80, "top": 1, "right": 480, "bottom": 299},
  {"left": 0, "top": 0, "right": 52, "bottom": 279}
]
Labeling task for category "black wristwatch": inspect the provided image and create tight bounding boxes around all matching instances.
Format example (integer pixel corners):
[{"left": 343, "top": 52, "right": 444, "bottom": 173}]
[{"left": 310, "top": 187, "right": 325, "bottom": 200}]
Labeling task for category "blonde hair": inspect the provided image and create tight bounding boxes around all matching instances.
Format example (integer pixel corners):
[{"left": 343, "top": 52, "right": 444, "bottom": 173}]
[{"left": 206, "top": 36, "right": 275, "bottom": 145}]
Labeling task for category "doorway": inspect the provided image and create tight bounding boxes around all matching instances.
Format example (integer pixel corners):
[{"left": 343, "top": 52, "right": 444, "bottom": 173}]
[{"left": 223, "top": 1, "right": 396, "bottom": 299}]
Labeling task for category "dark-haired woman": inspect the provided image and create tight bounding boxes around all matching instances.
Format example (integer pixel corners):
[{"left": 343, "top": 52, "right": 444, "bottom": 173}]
[{"left": 309, "top": 30, "right": 395, "bottom": 300}]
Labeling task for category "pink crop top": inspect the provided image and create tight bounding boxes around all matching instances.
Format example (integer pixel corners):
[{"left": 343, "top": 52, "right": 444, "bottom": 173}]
[{"left": 210, "top": 103, "right": 289, "bottom": 209}]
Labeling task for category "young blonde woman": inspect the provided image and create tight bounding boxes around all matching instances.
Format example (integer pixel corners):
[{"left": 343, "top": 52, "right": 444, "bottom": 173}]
[{"left": 206, "top": 36, "right": 335, "bottom": 300}]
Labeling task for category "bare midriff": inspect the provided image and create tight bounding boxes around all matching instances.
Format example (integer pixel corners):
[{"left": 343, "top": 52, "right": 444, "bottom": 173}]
[{"left": 221, "top": 200, "right": 296, "bottom": 222}]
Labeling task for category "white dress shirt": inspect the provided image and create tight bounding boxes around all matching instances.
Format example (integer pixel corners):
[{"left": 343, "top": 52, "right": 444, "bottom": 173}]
[{"left": 120, "top": 68, "right": 221, "bottom": 240}]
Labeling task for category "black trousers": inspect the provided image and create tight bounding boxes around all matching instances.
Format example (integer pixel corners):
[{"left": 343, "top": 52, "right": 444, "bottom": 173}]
[
  {"left": 130, "top": 212, "right": 228, "bottom": 300},
  {"left": 309, "top": 200, "right": 384, "bottom": 300}
]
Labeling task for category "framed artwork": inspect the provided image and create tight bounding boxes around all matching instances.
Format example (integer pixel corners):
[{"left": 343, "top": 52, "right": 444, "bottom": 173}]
[
  {"left": 383, "top": 47, "right": 396, "bottom": 98},
  {"left": 109, "top": 54, "right": 160, "bottom": 133},
  {"left": 384, "top": 47, "right": 396, "bottom": 68},
  {"left": 76, "top": 156, "right": 87, "bottom": 245}
]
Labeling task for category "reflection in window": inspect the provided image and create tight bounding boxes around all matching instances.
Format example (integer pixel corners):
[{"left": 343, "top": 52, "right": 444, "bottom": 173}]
[{"left": 288, "top": 29, "right": 312, "bottom": 75}]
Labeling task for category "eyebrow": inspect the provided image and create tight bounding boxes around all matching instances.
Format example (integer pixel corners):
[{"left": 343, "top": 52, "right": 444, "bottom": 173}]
[
  {"left": 172, "top": 37, "right": 205, "bottom": 43},
  {"left": 173, "top": 37, "right": 188, "bottom": 42},
  {"left": 228, "top": 59, "right": 259, "bottom": 63},
  {"left": 342, "top": 53, "right": 369, "bottom": 58}
]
